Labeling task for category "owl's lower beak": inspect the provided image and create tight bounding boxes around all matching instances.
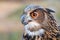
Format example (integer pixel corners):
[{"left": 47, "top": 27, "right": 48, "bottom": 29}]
[{"left": 23, "top": 19, "right": 32, "bottom": 25}]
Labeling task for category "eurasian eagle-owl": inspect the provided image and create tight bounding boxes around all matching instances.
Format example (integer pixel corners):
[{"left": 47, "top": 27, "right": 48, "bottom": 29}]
[{"left": 21, "top": 4, "right": 60, "bottom": 40}]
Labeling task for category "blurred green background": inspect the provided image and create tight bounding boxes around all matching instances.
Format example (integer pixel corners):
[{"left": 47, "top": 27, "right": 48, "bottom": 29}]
[{"left": 0, "top": 0, "right": 60, "bottom": 40}]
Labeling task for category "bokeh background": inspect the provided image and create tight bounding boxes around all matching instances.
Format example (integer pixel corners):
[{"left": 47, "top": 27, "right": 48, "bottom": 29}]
[{"left": 0, "top": 0, "right": 60, "bottom": 40}]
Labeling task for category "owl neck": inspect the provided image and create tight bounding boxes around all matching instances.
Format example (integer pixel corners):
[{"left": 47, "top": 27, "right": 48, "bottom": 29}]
[{"left": 24, "top": 22, "right": 45, "bottom": 36}]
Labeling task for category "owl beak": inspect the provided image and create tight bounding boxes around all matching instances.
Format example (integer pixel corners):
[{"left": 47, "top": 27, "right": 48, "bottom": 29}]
[
  {"left": 21, "top": 14, "right": 28, "bottom": 25},
  {"left": 23, "top": 20, "right": 32, "bottom": 25},
  {"left": 21, "top": 14, "right": 32, "bottom": 25}
]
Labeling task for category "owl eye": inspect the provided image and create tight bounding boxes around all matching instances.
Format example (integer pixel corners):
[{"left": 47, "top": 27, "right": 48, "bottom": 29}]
[{"left": 30, "top": 12, "right": 38, "bottom": 18}]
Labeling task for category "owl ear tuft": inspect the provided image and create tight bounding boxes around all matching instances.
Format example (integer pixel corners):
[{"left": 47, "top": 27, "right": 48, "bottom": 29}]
[{"left": 45, "top": 8, "right": 55, "bottom": 13}]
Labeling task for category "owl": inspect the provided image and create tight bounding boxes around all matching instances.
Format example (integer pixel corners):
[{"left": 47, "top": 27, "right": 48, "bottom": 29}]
[{"left": 21, "top": 4, "right": 60, "bottom": 40}]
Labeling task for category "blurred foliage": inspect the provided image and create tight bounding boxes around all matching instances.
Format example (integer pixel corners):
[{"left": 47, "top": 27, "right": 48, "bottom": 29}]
[
  {"left": 7, "top": 5, "right": 27, "bottom": 21},
  {"left": 0, "top": 31, "right": 22, "bottom": 40},
  {"left": 56, "top": 12, "right": 60, "bottom": 19}
]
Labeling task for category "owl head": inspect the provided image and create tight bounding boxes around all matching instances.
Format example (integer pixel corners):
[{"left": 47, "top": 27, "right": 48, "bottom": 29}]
[
  {"left": 21, "top": 4, "right": 55, "bottom": 25},
  {"left": 21, "top": 4, "right": 56, "bottom": 36}
]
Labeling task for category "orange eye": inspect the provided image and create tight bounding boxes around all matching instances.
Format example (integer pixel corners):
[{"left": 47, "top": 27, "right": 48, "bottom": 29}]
[{"left": 30, "top": 12, "right": 38, "bottom": 18}]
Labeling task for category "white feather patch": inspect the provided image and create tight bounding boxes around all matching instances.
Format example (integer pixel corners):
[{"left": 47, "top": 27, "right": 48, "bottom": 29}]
[{"left": 24, "top": 21, "right": 45, "bottom": 36}]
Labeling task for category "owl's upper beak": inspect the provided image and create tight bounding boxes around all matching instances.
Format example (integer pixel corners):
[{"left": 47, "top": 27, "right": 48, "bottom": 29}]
[
  {"left": 21, "top": 14, "right": 32, "bottom": 25},
  {"left": 21, "top": 14, "right": 27, "bottom": 25}
]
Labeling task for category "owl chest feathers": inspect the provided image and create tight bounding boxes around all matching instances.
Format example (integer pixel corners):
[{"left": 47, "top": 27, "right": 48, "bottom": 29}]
[
  {"left": 23, "top": 21, "right": 45, "bottom": 40},
  {"left": 24, "top": 21, "right": 44, "bottom": 35}
]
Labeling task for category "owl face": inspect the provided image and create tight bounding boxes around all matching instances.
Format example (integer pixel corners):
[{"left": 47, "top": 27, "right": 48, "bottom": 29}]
[
  {"left": 21, "top": 5, "right": 55, "bottom": 25},
  {"left": 21, "top": 8, "right": 45, "bottom": 25}
]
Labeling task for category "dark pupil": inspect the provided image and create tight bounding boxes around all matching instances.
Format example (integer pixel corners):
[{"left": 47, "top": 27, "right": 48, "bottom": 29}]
[{"left": 33, "top": 13, "right": 37, "bottom": 16}]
